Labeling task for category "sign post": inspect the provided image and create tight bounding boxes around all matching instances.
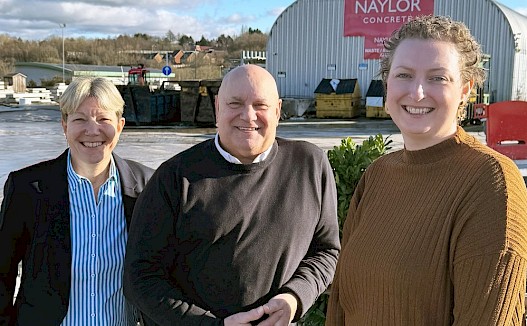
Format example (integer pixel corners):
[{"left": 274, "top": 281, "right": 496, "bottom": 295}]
[{"left": 162, "top": 66, "right": 172, "bottom": 76}]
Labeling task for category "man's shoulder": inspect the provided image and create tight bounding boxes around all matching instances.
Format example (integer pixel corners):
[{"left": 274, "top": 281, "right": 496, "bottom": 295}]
[
  {"left": 177, "top": 138, "right": 214, "bottom": 159},
  {"left": 159, "top": 139, "right": 215, "bottom": 168},
  {"left": 274, "top": 138, "right": 329, "bottom": 170},
  {"left": 276, "top": 137, "right": 324, "bottom": 154}
]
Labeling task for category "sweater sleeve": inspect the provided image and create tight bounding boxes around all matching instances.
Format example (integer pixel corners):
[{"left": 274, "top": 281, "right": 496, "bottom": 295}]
[
  {"left": 451, "top": 159, "right": 527, "bottom": 325},
  {"left": 281, "top": 154, "right": 341, "bottom": 321},
  {"left": 325, "top": 173, "right": 365, "bottom": 325},
  {"left": 123, "top": 167, "right": 223, "bottom": 326}
]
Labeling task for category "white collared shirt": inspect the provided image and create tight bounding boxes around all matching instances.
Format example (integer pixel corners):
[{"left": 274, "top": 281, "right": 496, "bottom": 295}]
[{"left": 214, "top": 133, "right": 272, "bottom": 164}]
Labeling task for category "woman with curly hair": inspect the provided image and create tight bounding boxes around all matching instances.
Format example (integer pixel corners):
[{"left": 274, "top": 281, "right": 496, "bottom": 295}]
[{"left": 326, "top": 15, "right": 527, "bottom": 325}]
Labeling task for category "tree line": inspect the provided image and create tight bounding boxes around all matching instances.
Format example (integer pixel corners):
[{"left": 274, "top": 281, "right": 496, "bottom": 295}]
[{"left": 0, "top": 27, "right": 268, "bottom": 78}]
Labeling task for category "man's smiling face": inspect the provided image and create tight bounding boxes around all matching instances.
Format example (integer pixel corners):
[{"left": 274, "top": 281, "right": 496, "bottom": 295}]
[{"left": 215, "top": 65, "right": 281, "bottom": 164}]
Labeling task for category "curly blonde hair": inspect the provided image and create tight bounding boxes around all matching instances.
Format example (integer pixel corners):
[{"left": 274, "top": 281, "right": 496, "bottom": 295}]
[{"left": 380, "top": 15, "right": 486, "bottom": 88}]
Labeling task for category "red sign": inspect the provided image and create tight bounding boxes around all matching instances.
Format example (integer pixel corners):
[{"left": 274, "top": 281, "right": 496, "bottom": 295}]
[
  {"left": 344, "top": 0, "right": 434, "bottom": 59},
  {"left": 363, "top": 36, "right": 388, "bottom": 59}
]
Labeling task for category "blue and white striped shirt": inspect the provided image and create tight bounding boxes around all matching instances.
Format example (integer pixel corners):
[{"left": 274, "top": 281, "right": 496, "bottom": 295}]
[{"left": 61, "top": 151, "right": 136, "bottom": 326}]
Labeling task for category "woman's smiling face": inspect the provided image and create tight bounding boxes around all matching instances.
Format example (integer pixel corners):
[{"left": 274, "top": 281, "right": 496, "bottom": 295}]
[
  {"left": 62, "top": 96, "right": 124, "bottom": 169},
  {"left": 385, "top": 38, "right": 472, "bottom": 150}
]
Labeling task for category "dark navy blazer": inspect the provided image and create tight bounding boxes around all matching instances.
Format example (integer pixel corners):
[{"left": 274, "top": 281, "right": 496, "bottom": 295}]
[{"left": 0, "top": 150, "right": 153, "bottom": 326}]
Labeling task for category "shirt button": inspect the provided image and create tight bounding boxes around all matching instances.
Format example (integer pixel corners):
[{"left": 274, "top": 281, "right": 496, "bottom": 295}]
[
  {"left": 91, "top": 313, "right": 95, "bottom": 317},
  {"left": 91, "top": 254, "right": 95, "bottom": 258},
  {"left": 91, "top": 293, "right": 95, "bottom": 297},
  {"left": 91, "top": 214, "right": 95, "bottom": 218},
  {"left": 91, "top": 274, "right": 95, "bottom": 277},
  {"left": 91, "top": 234, "right": 96, "bottom": 237}
]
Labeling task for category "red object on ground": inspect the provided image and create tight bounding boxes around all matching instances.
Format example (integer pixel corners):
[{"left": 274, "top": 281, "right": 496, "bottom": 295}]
[
  {"left": 473, "top": 103, "right": 488, "bottom": 119},
  {"left": 486, "top": 101, "right": 527, "bottom": 160}
]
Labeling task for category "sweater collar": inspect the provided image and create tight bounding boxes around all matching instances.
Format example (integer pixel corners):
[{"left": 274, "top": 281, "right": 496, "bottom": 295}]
[
  {"left": 214, "top": 133, "right": 273, "bottom": 164},
  {"left": 401, "top": 126, "right": 473, "bottom": 164},
  {"left": 210, "top": 138, "right": 279, "bottom": 172}
]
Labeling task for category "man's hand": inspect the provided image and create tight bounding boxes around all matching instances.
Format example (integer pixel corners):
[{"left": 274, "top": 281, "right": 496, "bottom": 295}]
[
  {"left": 223, "top": 306, "right": 266, "bottom": 326},
  {"left": 258, "top": 293, "right": 298, "bottom": 326}
]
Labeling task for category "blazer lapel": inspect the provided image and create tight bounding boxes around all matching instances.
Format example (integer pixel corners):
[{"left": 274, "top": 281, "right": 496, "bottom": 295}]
[{"left": 113, "top": 154, "right": 141, "bottom": 228}]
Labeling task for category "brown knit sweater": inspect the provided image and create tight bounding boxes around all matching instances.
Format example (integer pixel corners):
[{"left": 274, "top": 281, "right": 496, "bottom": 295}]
[{"left": 326, "top": 127, "right": 527, "bottom": 325}]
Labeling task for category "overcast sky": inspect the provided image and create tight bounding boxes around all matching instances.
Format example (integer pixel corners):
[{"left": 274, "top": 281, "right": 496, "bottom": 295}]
[{"left": 0, "top": 0, "right": 525, "bottom": 41}]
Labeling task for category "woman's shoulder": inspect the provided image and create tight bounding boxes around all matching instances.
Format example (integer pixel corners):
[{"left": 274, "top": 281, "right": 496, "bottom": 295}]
[
  {"left": 118, "top": 156, "right": 154, "bottom": 173},
  {"left": 10, "top": 150, "right": 67, "bottom": 178},
  {"left": 459, "top": 137, "right": 523, "bottom": 182}
]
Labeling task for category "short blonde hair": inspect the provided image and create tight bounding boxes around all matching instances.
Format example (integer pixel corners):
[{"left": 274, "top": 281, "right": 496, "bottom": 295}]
[{"left": 59, "top": 77, "right": 125, "bottom": 121}]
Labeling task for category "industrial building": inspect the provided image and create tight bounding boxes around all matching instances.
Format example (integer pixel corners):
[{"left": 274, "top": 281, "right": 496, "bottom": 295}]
[
  {"left": 267, "top": 0, "right": 527, "bottom": 103},
  {"left": 14, "top": 62, "right": 172, "bottom": 86}
]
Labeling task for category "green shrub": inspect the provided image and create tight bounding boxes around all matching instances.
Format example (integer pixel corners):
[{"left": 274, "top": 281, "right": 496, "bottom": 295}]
[
  {"left": 299, "top": 133, "right": 392, "bottom": 325},
  {"left": 327, "top": 134, "right": 392, "bottom": 235}
]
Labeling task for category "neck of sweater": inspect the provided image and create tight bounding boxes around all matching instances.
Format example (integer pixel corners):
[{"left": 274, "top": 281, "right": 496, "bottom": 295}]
[
  {"left": 208, "top": 139, "right": 279, "bottom": 172},
  {"left": 402, "top": 127, "right": 472, "bottom": 165}
]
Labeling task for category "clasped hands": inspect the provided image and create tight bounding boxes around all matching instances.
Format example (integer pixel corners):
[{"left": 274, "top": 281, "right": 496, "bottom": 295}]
[{"left": 223, "top": 293, "right": 298, "bottom": 326}]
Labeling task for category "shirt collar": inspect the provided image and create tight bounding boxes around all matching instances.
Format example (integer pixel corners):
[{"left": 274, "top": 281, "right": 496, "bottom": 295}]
[
  {"left": 214, "top": 133, "right": 272, "bottom": 164},
  {"left": 66, "top": 150, "right": 118, "bottom": 191}
]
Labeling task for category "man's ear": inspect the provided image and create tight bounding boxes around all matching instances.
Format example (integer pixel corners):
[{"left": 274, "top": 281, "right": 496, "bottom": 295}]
[
  {"left": 276, "top": 99, "right": 282, "bottom": 121},
  {"left": 214, "top": 95, "right": 220, "bottom": 124}
]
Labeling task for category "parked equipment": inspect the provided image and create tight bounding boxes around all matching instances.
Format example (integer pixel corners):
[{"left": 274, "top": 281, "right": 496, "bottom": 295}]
[
  {"left": 117, "top": 66, "right": 220, "bottom": 126},
  {"left": 128, "top": 64, "right": 149, "bottom": 86}
]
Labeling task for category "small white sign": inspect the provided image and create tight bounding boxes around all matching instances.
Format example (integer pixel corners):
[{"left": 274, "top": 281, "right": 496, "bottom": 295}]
[{"left": 366, "top": 97, "right": 383, "bottom": 107}]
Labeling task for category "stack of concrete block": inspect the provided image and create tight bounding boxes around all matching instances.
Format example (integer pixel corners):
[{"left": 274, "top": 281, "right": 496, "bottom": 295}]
[
  {"left": 4, "top": 88, "right": 54, "bottom": 105},
  {"left": 0, "top": 81, "right": 14, "bottom": 102},
  {"left": 49, "top": 83, "right": 69, "bottom": 102}
]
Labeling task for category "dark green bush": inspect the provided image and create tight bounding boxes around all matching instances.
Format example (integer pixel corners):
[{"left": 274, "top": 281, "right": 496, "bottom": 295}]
[
  {"left": 327, "top": 134, "right": 392, "bottom": 235},
  {"left": 299, "top": 134, "right": 392, "bottom": 325}
]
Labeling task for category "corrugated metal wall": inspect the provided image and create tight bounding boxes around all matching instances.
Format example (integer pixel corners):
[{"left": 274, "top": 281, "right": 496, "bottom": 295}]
[
  {"left": 268, "top": 0, "right": 381, "bottom": 100},
  {"left": 267, "top": 0, "right": 527, "bottom": 102}
]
